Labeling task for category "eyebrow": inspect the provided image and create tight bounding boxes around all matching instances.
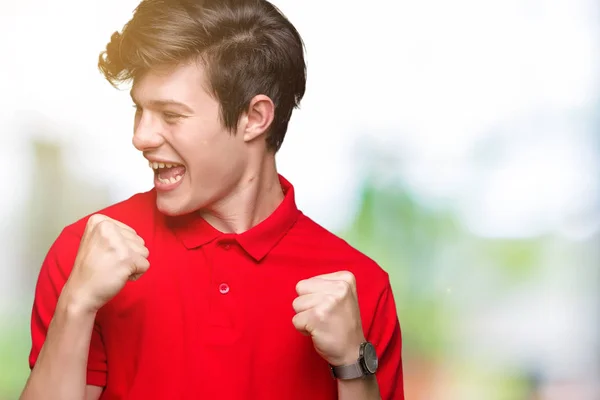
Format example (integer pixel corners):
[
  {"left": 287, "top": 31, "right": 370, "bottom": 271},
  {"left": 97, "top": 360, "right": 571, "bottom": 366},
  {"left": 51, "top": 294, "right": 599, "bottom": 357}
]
[{"left": 130, "top": 91, "right": 194, "bottom": 114}]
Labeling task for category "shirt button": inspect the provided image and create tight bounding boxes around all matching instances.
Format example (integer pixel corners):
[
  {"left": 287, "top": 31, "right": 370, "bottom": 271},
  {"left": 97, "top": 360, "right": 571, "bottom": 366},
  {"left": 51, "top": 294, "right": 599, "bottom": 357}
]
[
  {"left": 219, "top": 283, "right": 230, "bottom": 294},
  {"left": 222, "top": 243, "right": 231, "bottom": 251}
]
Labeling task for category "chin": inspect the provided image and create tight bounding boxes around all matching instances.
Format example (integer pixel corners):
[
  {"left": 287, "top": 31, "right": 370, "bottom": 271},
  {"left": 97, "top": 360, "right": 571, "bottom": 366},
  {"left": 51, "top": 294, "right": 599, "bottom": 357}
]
[{"left": 156, "top": 196, "right": 195, "bottom": 217}]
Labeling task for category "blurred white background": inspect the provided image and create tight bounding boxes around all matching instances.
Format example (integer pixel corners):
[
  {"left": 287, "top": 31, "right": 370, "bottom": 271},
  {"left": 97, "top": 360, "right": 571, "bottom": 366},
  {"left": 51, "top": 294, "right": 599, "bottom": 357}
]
[{"left": 1, "top": 0, "right": 599, "bottom": 398}]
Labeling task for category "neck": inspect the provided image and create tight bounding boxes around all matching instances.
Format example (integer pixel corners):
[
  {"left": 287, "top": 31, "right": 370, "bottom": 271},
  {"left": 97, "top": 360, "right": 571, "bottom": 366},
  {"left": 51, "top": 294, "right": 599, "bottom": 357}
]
[{"left": 200, "top": 155, "right": 284, "bottom": 234}]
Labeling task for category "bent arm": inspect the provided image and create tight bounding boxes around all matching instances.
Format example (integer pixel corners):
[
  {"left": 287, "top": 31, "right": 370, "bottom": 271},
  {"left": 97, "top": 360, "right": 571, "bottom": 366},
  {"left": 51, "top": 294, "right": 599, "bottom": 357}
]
[
  {"left": 338, "top": 376, "right": 381, "bottom": 400},
  {"left": 24, "top": 229, "right": 108, "bottom": 400},
  {"left": 338, "top": 282, "right": 403, "bottom": 400},
  {"left": 20, "top": 291, "right": 102, "bottom": 400}
]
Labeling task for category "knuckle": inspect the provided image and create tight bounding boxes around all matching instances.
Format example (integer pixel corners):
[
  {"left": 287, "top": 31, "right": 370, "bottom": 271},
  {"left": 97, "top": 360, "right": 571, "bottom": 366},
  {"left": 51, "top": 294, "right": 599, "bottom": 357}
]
[
  {"left": 314, "top": 307, "right": 328, "bottom": 322},
  {"left": 113, "top": 244, "right": 131, "bottom": 263},
  {"left": 295, "top": 280, "right": 306, "bottom": 293},
  {"left": 87, "top": 214, "right": 105, "bottom": 226},
  {"left": 340, "top": 271, "right": 356, "bottom": 286},
  {"left": 291, "top": 313, "right": 302, "bottom": 327},
  {"left": 95, "top": 219, "right": 115, "bottom": 236},
  {"left": 106, "top": 232, "right": 122, "bottom": 247},
  {"left": 334, "top": 280, "right": 350, "bottom": 297},
  {"left": 115, "top": 252, "right": 129, "bottom": 264},
  {"left": 140, "top": 258, "right": 151, "bottom": 270},
  {"left": 324, "top": 294, "right": 338, "bottom": 306}
]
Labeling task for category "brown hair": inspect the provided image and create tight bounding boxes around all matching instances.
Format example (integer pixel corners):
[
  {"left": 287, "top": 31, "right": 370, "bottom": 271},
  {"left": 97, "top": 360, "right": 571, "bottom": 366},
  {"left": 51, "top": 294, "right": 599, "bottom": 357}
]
[{"left": 98, "top": 0, "right": 306, "bottom": 152}]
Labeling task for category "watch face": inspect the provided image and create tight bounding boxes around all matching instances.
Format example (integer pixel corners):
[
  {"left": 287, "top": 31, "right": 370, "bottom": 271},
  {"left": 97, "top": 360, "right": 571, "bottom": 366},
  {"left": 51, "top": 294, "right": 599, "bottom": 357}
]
[{"left": 362, "top": 342, "right": 379, "bottom": 374}]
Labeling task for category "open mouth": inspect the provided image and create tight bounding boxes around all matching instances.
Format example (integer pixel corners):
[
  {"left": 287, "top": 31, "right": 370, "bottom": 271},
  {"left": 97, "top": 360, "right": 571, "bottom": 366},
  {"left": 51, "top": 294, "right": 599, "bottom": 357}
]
[{"left": 149, "top": 161, "right": 186, "bottom": 185}]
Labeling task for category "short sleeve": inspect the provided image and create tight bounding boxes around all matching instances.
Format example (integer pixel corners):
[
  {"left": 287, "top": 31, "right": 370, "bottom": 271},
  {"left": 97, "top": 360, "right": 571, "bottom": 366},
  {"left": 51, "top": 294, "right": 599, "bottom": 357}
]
[
  {"left": 28, "top": 228, "right": 108, "bottom": 387},
  {"left": 367, "top": 282, "right": 404, "bottom": 400}
]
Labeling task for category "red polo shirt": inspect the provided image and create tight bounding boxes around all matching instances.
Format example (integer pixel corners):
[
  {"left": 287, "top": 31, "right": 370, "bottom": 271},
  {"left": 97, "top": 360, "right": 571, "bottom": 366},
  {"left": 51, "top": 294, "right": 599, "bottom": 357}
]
[{"left": 29, "top": 176, "right": 404, "bottom": 399}]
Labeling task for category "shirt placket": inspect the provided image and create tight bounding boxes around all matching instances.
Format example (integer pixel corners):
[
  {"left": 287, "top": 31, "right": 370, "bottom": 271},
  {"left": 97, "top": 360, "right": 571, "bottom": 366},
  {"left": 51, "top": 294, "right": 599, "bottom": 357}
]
[{"left": 204, "top": 236, "right": 240, "bottom": 344}]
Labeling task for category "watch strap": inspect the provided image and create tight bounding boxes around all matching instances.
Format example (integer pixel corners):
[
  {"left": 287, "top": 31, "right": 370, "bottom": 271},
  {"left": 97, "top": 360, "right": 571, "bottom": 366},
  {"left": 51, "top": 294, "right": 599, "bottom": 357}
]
[{"left": 330, "top": 362, "right": 365, "bottom": 380}]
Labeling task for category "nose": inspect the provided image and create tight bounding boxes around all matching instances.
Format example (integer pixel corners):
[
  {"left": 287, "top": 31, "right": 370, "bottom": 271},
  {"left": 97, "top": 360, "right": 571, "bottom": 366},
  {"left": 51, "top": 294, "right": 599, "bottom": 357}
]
[{"left": 132, "top": 112, "right": 165, "bottom": 152}]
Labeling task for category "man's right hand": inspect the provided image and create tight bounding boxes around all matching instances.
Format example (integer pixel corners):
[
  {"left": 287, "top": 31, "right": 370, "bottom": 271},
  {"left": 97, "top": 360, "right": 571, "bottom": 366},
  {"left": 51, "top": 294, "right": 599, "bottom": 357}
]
[{"left": 63, "top": 214, "right": 150, "bottom": 314}]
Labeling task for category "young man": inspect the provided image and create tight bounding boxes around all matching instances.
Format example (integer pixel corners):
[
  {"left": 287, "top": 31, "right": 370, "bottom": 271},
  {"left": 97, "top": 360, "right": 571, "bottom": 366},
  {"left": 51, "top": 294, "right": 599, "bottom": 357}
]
[{"left": 21, "top": 0, "right": 404, "bottom": 399}]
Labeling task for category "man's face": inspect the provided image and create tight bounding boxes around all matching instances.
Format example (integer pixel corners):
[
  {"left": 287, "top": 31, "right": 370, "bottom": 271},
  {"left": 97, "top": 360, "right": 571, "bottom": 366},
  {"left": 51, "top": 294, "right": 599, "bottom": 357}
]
[{"left": 130, "top": 62, "right": 249, "bottom": 216}]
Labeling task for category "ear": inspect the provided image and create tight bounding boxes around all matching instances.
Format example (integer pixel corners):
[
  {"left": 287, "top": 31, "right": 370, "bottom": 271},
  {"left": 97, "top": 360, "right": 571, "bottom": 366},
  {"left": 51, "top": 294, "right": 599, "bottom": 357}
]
[{"left": 241, "top": 94, "right": 275, "bottom": 143}]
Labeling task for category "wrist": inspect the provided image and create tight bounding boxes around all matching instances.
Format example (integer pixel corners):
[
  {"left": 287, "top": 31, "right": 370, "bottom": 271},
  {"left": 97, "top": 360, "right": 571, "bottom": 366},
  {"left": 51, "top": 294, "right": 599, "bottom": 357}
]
[
  {"left": 337, "top": 375, "right": 381, "bottom": 399},
  {"left": 58, "top": 283, "right": 99, "bottom": 318},
  {"left": 330, "top": 341, "right": 379, "bottom": 381},
  {"left": 335, "top": 337, "right": 367, "bottom": 367},
  {"left": 336, "top": 349, "right": 360, "bottom": 367}
]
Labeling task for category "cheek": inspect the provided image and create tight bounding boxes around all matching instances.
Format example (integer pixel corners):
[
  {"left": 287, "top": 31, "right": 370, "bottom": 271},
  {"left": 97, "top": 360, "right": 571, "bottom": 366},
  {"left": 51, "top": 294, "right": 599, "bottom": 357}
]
[
  {"left": 187, "top": 143, "right": 246, "bottom": 183},
  {"left": 175, "top": 120, "right": 246, "bottom": 175}
]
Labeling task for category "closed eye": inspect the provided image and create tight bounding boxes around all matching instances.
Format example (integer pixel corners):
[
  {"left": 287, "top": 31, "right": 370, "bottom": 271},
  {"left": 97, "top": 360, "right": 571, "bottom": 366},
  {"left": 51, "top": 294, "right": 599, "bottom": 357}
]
[
  {"left": 163, "top": 112, "right": 183, "bottom": 119},
  {"left": 131, "top": 103, "right": 185, "bottom": 123}
]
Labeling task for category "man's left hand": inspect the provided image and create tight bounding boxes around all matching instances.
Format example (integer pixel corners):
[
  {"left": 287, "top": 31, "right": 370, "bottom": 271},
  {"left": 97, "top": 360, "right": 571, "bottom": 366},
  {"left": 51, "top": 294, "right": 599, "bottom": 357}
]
[{"left": 292, "top": 271, "right": 366, "bottom": 366}]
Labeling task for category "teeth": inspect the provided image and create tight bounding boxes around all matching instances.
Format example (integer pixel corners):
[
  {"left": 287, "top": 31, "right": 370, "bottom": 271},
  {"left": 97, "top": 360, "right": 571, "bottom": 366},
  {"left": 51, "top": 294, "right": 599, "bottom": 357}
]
[
  {"left": 157, "top": 174, "right": 183, "bottom": 185},
  {"left": 149, "top": 161, "right": 180, "bottom": 170}
]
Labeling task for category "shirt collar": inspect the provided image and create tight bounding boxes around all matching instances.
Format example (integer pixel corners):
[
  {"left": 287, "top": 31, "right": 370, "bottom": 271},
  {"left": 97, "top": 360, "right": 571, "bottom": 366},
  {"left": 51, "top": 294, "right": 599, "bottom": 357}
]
[{"left": 165, "top": 175, "right": 300, "bottom": 262}]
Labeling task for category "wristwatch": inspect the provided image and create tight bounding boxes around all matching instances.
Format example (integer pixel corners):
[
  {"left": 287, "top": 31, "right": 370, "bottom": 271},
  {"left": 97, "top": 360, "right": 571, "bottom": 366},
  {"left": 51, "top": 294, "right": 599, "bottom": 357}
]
[{"left": 330, "top": 342, "right": 379, "bottom": 380}]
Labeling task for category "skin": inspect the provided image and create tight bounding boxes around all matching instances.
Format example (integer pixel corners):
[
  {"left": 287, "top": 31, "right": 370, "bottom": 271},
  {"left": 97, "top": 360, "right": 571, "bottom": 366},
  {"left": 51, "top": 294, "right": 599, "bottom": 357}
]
[
  {"left": 130, "top": 60, "right": 283, "bottom": 232},
  {"left": 293, "top": 271, "right": 382, "bottom": 399},
  {"left": 20, "top": 61, "right": 380, "bottom": 400}
]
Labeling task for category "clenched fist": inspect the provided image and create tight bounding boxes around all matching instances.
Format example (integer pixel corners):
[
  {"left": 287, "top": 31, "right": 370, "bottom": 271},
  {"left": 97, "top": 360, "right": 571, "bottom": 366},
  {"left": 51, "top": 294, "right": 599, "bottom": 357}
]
[
  {"left": 63, "top": 214, "right": 150, "bottom": 314},
  {"left": 292, "top": 271, "right": 366, "bottom": 367}
]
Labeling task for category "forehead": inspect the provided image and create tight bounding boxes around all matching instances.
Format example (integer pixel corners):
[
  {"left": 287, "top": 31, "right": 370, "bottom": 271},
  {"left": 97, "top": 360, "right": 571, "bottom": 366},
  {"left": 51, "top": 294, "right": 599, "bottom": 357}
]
[{"left": 131, "top": 61, "right": 212, "bottom": 104}]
